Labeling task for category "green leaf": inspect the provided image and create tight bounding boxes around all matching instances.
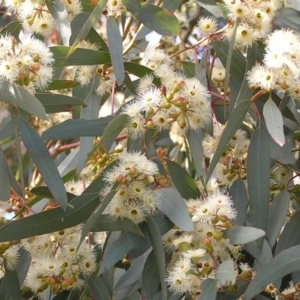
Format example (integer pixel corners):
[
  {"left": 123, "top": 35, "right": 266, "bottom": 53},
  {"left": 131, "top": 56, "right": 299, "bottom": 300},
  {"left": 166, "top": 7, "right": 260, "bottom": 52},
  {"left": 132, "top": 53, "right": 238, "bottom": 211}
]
[
  {"left": 206, "top": 100, "right": 250, "bottom": 184},
  {"left": 18, "top": 118, "right": 68, "bottom": 210},
  {"left": 107, "top": 16, "right": 124, "bottom": 85},
  {"left": 266, "top": 190, "right": 290, "bottom": 248},
  {"left": 0, "top": 193, "right": 99, "bottom": 242},
  {"left": 275, "top": 7, "right": 300, "bottom": 34},
  {"left": 141, "top": 250, "right": 160, "bottom": 299},
  {"left": 66, "top": 0, "right": 108, "bottom": 57},
  {"left": 275, "top": 210, "right": 300, "bottom": 255},
  {"left": 244, "top": 245, "right": 300, "bottom": 300},
  {"left": 1, "top": 267, "right": 22, "bottom": 300},
  {"left": 123, "top": 0, "right": 179, "bottom": 36},
  {"left": 102, "top": 114, "right": 129, "bottom": 152},
  {"left": 45, "top": 0, "right": 70, "bottom": 45},
  {"left": 156, "top": 188, "right": 194, "bottom": 231},
  {"left": 46, "top": 79, "right": 80, "bottom": 90},
  {"left": 197, "top": 278, "right": 217, "bottom": 300},
  {"left": 197, "top": 0, "right": 224, "bottom": 18},
  {"left": 0, "top": 20, "right": 22, "bottom": 38},
  {"left": 124, "top": 62, "right": 156, "bottom": 79},
  {"left": 215, "top": 260, "right": 237, "bottom": 286},
  {"left": 263, "top": 97, "right": 285, "bottom": 146},
  {"left": 247, "top": 125, "right": 270, "bottom": 232},
  {"left": 79, "top": 190, "right": 116, "bottom": 246},
  {"left": 99, "top": 231, "right": 148, "bottom": 274},
  {"left": 90, "top": 214, "right": 143, "bottom": 236},
  {"left": 51, "top": 46, "right": 111, "bottom": 67},
  {"left": 186, "top": 130, "right": 206, "bottom": 177},
  {"left": 223, "top": 226, "right": 265, "bottom": 244},
  {"left": 0, "top": 81, "right": 47, "bottom": 119},
  {"left": 212, "top": 40, "right": 246, "bottom": 83},
  {"left": 0, "top": 147, "right": 10, "bottom": 201},
  {"left": 229, "top": 178, "right": 248, "bottom": 226},
  {"left": 182, "top": 62, "right": 196, "bottom": 78},
  {"left": 42, "top": 116, "right": 113, "bottom": 140},
  {"left": 166, "top": 160, "right": 200, "bottom": 199},
  {"left": 35, "top": 93, "right": 86, "bottom": 114},
  {"left": 88, "top": 275, "right": 112, "bottom": 300},
  {"left": 145, "top": 216, "right": 167, "bottom": 300}
]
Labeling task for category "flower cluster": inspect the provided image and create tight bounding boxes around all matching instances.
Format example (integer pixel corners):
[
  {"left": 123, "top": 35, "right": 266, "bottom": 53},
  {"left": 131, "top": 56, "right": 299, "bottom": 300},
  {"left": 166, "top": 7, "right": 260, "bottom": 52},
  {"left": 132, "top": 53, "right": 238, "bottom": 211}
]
[
  {"left": 202, "top": 123, "right": 250, "bottom": 186},
  {"left": 0, "top": 243, "right": 20, "bottom": 279},
  {"left": 247, "top": 29, "right": 300, "bottom": 99},
  {"left": 4, "top": 0, "right": 82, "bottom": 37},
  {"left": 223, "top": 0, "right": 283, "bottom": 48},
  {"left": 106, "top": 0, "right": 128, "bottom": 17},
  {"left": 102, "top": 151, "right": 159, "bottom": 224},
  {"left": 164, "top": 191, "right": 242, "bottom": 297},
  {"left": 75, "top": 41, "right": 116, "bottom": 96},
  {"left": 124, "top": 49, "right": 211, "bottom": 138},
  {"left": 0, "top": 34, "right": 53, "bottom": 93},
  {"left": 22, "top": 226, "right": 97, "bottom": 298}
]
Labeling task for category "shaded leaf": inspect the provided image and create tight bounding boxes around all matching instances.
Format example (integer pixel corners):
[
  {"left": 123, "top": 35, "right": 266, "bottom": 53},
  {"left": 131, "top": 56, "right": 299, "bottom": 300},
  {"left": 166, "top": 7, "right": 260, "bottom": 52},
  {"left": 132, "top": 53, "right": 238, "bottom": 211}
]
[
  {"left": 206, "top": 100, "right": 250, "bottom": 184},
  {"left": 166, "top": 160, "right": 200, "bottom": 199},
  {"left": 51, "top": 46, "right": 111, "bottom": 67},
  {"left": 18, "top": 118, "right": 68, "bottom": 210},
  {"left": 197, "top": 278, "right": 217, "bottom": 300},
  {"left": 247, "top": 125, "right": 270, "bottom": 232},
  {"left": 107, "top": 16, "right": 124, "bottom": 85},
  {"left": 66, "top": 0, "right": 108, "bottom": 56},
  {"left": 275, "top": 7, "right": 300, "bottom": 34},
  {"left": 0, "top": 81, "right": 47, "bottom": 119},
  {"left": 212, "top": 40, "right": 246, "bottom": 83},
  {"left": 0, "top": 193, "right": 99, "bottom": 242},
  {"left": 266, "top": 190, "right": 290, "bottom": 248},
  {"left": 182, "top": 62, "right": 195, "bottom": 78},
  {"left": 46, "top": 79, "right": 80, "bottom": 90},
  {"left": 223, "top": 226, "right": 265, "bottom": 244},
  {"left": 197, "top": 0, "right": 224, "bottom": 18},
  {"left": 123, "top": 0, "right": 179, "bottom": 36},
  {"left": 45, "top": 0, "right": 71, "bottom": 45},
  {"left": 145, "top": 216, "right": 167, "bottom": 300},
  {"left": 156, "top": 188, "right": 194, "bottom": 231},
  {"left": 0, "top": 146, "right": 10, "bottom": 201},
  {"left": 1, "top": 267, "right": 22, "bottom": 300},
  {"left": 229, "top": 178, "right": 248, "bottom": 226},
  {"left": 275, "top": 210, "right": 300, "bottom": 255},
  {"left": 0, "top": 20, "right": 22, "bottom": 38},
  {"left": 263, "top": 97, "right": 285, "bottom": 146},
  {"left": 88, "top": 275, "right": 112, "bottom": 300},
  {"left": 102, "top": 114, "right": 129, "bottom": 152},
  {"left": 42, "top": 116, "right": 113, "bottom": 140},
  {"left": 141, "top": 250, "right": 160, "bottom": 299},
  {"left": 244, "top": 245, "right": 300, "bottom": 300}
]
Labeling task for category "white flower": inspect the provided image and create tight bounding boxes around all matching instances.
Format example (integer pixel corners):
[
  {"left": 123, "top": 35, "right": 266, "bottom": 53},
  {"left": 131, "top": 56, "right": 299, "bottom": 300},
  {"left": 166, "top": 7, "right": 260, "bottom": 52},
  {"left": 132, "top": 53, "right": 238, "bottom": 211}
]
[{"left": 198, "top": 16, "right": 218, "bottom": 36}]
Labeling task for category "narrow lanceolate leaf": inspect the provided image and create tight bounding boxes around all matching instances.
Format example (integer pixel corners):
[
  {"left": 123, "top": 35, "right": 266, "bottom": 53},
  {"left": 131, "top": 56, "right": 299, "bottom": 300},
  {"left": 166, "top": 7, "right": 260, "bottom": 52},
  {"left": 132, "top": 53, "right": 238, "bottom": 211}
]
[
  {"left": 197, "top": 0, "right": 224, "bottom": 18},
  {"left": 263, "top": 97, "right": 285, "bottom": 146},
  {"left": 51, "top": 46, "right": 111, "bottom": 67},
  {"left": 166, "top": 160, "right": 200, "bottom": 199},
  {"left": 223, "top": 226, "right": 265, "bottom": 245},
  {"left": 229, "top": 178, "right": 248, "bottom": 226},
  {"left": 275, "top": 8, "right": 300, "bottom": 34},
  {"left": 145, "top": 216, "right": 167, "bottom": 300},
  {"left": 0, "top": 147, "right": 10, "bottom": 201},
  {"left": 212, "top": 40, "right": 246, "bottom": 83},
  {"left": 156, "top": 188, "right": 194, "bottom": 231},
  {"left": 275, "top": 210, "right": 300, "bottom": 255},
  {"left": 45, "top": 0, "right": 71, "bottom": 46},
  {"left": 244, "top": 245, "right": 300, "bottom": 300},
  {"left": 215, "top": 260, "right": 237, "bottom": 286},
  {"left": 266, "top": 190, "right": 290, "bottom": 248},
  {"left": 66, "top": 0, "right": 108, "bottom": 57},
  {"left": 0, "top": 194, "right": 99, "bottom": 242},
  {"left": 18, "top": 118, "right": 68, "bottom": 210},
  {"left": 0, "top": 20, "right": 22, "bottom": 38},
  {"left": 206, "top": 100, "right": 250, "bottom": 184},
  {"left": 102, "top": 114, "right": 129, "bottom": 152},
  {"left": 46, "top": 80, "right": 80, "bottom": 90},
  {"left": 0, "top": 81, "right": 47, "bottom": 119},
  {"left": 123, "top": 0, "right": 179, "bottom": 36},
  {"left": 88, "top": 275, "right": 112, "bottom": 300},
  {"left": 197, "top": 278, "right": 217, "bottom": 300},
  {"left": 247, "top": 125, "right": 270, "bottom": 232},
  {"left": 1, "top": 267, "right": 22, "bottom": 300},
  {"left": 107, "top": 16, "right": 124, "bottom": 85},
  {"left": 42, "top": 116, "right": 113, "bottom": 140}
]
